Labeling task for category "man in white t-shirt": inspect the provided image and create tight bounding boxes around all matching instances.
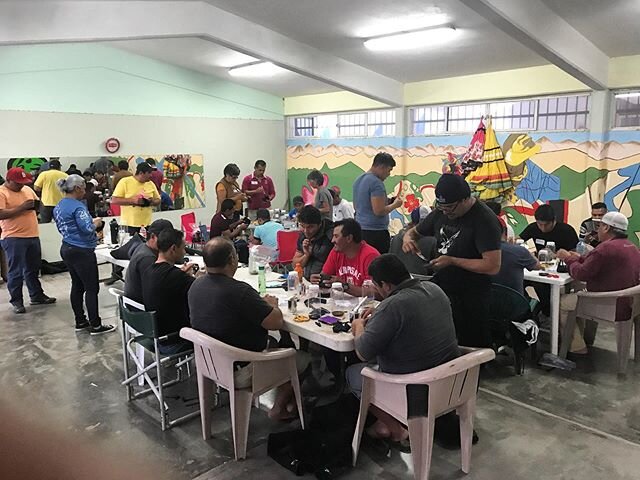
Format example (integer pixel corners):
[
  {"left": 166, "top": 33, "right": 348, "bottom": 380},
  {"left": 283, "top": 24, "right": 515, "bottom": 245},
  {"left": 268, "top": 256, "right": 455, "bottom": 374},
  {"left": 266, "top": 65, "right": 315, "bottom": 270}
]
[{"left": 330, "top": 187, "right": 354, "bottom": 222}]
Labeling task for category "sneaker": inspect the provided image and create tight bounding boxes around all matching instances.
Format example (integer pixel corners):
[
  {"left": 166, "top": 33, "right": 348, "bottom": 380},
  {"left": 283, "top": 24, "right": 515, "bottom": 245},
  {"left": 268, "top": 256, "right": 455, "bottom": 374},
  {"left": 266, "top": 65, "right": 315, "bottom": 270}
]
[
  {"left": 90, "top": 324, "right": 116, "bottom": 336},
  {"left": 30, "top": 294, "right": 57, "bottom": 305},
  {"left": 75, "top": 322, "right": 91, "bottom": 331},
  {"left": 11, "top": 302, "right": 26, "bottom": 314}
]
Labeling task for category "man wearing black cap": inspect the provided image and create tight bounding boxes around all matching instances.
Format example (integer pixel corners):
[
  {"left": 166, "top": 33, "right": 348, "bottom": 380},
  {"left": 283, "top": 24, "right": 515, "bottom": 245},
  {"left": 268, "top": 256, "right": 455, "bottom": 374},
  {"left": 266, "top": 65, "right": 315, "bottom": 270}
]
[
  {"left": 33, "top": 159, "right": 67, "bottom": 223},
  {"left": 124, "top": 219, "right": 174, "bottom": 303},
  {"left": 403, "top": 174, "right": 502, "bottom": 347}
]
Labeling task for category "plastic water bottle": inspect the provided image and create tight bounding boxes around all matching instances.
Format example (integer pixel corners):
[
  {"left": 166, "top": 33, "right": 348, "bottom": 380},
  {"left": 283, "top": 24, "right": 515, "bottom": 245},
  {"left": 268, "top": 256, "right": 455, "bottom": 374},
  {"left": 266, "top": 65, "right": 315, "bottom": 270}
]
[
  {"left": 362, "top": 279, "right": 375, "bottom": 304},
  {"left": 287, "top": 271, "right": 299, "bottom": 292},
  {"left": 576, "top": 240, "right": 587, "bottom": 256},
  {"left": 258, "top": 265, "right": 267, "bottom": 295}
]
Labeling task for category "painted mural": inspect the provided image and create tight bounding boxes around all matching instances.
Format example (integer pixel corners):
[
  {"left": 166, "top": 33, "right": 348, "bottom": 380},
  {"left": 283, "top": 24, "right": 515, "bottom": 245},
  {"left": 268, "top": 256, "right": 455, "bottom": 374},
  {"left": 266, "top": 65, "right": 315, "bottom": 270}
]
[
  {"left": 5, "top": 153, "right": 206, "bottom": 210},
  {"left": 286, "top": 130, "right": 640, "bottom": 245}
]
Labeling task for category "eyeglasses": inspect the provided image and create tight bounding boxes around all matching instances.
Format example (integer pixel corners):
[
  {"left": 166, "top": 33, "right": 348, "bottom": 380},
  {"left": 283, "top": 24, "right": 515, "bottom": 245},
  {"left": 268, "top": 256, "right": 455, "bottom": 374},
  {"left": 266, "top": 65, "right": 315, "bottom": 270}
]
[{"left": 436, "top": 200, "right": 460, "bottom": 213}]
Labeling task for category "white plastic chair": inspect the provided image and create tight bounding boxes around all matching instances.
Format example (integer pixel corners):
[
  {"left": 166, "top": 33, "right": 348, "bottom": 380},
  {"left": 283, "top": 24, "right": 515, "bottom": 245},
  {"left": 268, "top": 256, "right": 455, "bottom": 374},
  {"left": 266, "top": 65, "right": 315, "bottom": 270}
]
[
  {"left": 560, "top": 284, "right": 640, "bottom": 375},
  {"left": 352, "top": 347, "right": 495, "bottom": 480},
  {"left": 180, "top": 327, "right": 305, "bottom": 460}
]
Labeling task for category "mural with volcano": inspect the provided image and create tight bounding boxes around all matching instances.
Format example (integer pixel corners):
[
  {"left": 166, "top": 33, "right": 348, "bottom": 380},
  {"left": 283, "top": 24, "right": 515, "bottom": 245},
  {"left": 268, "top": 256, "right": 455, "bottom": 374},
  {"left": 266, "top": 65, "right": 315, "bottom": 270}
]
[{"left": 287, "top": 131, "right": 640, "bottom": 245}]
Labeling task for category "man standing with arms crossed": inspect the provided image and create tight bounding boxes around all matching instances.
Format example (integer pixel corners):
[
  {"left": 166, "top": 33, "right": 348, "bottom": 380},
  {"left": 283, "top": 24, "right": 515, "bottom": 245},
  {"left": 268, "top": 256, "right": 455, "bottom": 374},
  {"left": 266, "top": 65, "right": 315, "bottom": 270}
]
[
  {"left": 403, "top": 174, "right": 502, "bottom": 347},
  {"left": 352, "top": 152, "right": 402, "bottom": 254}
]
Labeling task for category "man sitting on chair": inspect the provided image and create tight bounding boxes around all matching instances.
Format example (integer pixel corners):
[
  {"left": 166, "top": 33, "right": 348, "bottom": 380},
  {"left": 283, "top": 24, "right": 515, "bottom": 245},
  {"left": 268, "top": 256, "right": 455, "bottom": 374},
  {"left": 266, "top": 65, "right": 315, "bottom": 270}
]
[
  {"left": 142, "top": 228, "right": 199, "bottom": 354},
  {"left": 347, "top": 254, "right": 460, "bottom": 444},
  {"left": 310, "top": 218, "right": 379, "bottom": 297},
  {"left": 189, "top": 237, "right": 310, "bottom": 421},
  {"left": 124, "top": 219, "right": 173, "bottom": 303},
  {"left": 556, "top": 212, "right": 640, "bottom": 354}
]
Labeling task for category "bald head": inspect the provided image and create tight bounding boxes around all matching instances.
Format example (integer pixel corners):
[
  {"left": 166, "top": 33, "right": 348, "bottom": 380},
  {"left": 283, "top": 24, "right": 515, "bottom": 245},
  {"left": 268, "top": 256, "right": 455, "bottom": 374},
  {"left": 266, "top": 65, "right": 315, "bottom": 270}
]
[{"left": 203, "top": 237, "right": 237, "bottom": 270}]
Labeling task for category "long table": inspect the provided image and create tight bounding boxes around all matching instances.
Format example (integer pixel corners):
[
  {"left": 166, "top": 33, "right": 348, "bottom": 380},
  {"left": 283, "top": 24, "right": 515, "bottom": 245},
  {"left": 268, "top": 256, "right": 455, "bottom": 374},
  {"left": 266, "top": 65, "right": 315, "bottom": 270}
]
[
  {"left": 523, "top": 269, "right": 573, "bottom": 355},
  {"left": 95, "top": 245, "right": 355, "bottom": 352}
]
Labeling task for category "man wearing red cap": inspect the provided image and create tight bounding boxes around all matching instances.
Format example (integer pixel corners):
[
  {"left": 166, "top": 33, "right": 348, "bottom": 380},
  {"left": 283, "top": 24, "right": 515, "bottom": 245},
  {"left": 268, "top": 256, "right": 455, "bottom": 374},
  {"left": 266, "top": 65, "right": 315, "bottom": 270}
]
[{"left": 0, "top": 167, "right": 56, "bottom": 313}]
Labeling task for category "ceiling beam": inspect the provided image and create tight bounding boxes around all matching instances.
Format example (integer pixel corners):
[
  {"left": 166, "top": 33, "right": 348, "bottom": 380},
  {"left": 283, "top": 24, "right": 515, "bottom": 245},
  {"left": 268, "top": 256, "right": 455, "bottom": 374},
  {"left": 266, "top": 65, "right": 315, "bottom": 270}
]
[
  {"left": 458, "top": 0, "right": 609, "bottom": 90},
  {"left": 0, "top": 1, "right": 404, "bottom": 105}
]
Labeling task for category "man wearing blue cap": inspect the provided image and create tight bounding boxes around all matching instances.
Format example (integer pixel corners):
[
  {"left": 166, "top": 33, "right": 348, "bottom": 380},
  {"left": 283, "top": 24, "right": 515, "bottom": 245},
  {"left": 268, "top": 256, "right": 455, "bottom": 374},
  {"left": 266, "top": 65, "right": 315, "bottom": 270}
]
[{"left": 403, "top": 174, "right": 502, "bottom": 347}]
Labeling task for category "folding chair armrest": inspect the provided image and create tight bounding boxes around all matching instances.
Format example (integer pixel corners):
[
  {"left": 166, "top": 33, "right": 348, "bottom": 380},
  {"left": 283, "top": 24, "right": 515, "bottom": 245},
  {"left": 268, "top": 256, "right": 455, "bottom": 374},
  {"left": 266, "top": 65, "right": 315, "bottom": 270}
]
[{"left": 361, "top": 348, "right": 495, "bottom": 385}]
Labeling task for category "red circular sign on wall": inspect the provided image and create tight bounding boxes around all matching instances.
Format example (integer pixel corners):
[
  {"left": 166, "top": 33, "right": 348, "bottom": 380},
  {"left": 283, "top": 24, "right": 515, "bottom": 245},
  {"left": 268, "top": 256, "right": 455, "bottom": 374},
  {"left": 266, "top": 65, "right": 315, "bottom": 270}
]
[{"left": 105, "top": 137, "right": 120, "bottom": 154}]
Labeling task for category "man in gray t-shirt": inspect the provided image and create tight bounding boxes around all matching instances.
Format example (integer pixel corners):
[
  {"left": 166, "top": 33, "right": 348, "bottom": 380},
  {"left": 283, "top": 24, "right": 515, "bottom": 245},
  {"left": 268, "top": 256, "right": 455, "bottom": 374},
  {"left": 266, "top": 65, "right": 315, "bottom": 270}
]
[
  {"left": 352, "top": 152, "right": 402, "bottom": 254},
  {"left": 347, "top": 254, "right": 459, "bottom": 442},
  {"left": 307, "top": 170, "right": 333, "bottom": 222}
]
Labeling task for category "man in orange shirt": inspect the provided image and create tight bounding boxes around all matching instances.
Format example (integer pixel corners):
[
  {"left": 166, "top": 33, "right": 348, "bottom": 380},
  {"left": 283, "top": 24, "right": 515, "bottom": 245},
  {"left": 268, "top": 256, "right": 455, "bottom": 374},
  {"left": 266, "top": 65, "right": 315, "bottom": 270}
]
[{"left": 0, "top": 168, "right": 56, "bottom": 313}]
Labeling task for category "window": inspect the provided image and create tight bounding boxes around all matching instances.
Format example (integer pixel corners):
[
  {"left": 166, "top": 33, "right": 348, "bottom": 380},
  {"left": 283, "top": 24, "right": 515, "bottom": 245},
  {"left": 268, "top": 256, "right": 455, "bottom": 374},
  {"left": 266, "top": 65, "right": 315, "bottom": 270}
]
[
  {"left": 337, "top": 112, "right": 367, "bottom": 137},
  {"left": 337, "top": 109, "right": 396, "bottom": 137},
  {"left": 409, "top": 93, "right": 590, "bottom": 136},
  {"left": 289, "top": 117, "right": 318, "bottom": 137},
  {"left": 614, "top": 91, "right": 640, "bottom": 128},
  {"left": 367, "top": 109, "right": 396, "bottom": 137},
  {"left": 489, "top": 100, "right": 536, "bottom": 130},
  {"left": 410, "top": 106, "right": 446, "bottom": 135},
  {"left": 537, "top": 95, "right": 589, "bottom": 131},
  {"left": 447, "top": 104, "right": 487, "bottom": 133}
]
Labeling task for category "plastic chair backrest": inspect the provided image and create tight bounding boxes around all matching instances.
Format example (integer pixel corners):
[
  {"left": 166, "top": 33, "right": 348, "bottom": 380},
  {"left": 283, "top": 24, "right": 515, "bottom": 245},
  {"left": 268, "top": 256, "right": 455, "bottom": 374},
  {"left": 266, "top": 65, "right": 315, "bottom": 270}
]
[
  {"left": 181, "top": 212, "right": 197, "bottom": 243},
  {"left": 577, "top": 284, "right": 640, "bottom": 323},
  {"left": 489, "top": 283, "right": 531, "bottom": 323},
  {"left": 118, "top": 297, "right": 158, "bottom": 338},
  {"left": 276, "top": 230, "right": 299, "bottom": 264}
]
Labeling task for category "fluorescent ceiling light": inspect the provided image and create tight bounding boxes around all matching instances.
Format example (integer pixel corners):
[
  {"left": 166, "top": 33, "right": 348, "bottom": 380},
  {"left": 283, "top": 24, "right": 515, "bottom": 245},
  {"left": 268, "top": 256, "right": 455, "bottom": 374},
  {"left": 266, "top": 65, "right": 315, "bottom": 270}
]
[
  {"left": 364, "top": 27, "right": 458, "bottom": 52},
  {"left": 217, "top": 52, "right": 259, "bottom": 68},
  {"left": 356, "top": 12, "right": 449, "bottom": 38},
  {"left": 615, "top": 92, "right": 640, "bottom": 98},
  {"left": 228, "top": 61, "right": 285, "bottom": 77}
]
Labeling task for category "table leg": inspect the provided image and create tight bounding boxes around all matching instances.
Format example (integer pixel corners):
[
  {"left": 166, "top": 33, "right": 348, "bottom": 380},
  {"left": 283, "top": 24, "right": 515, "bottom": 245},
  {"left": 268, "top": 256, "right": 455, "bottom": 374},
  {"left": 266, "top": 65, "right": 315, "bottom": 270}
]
[{"left": 550, "top": 285, "right": 560, "bottom": 355}]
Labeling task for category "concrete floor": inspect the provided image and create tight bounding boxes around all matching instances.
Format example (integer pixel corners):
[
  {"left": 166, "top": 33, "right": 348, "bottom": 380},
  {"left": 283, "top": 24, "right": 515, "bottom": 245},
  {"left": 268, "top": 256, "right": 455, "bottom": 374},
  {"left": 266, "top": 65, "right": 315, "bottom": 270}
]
[{"left": 2, "top": 268, "right": 640, "bottom": 479}]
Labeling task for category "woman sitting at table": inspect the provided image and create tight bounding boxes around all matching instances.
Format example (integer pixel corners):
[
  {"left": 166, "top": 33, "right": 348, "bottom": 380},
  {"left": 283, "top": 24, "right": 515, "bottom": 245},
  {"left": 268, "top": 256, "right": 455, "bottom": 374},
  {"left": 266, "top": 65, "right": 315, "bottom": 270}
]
[
  {"left": 215, "top": 163, "right": 247, "bottom": 219},
  {"left": 52, "top": 175, "right": 115, "bottom": 335}
]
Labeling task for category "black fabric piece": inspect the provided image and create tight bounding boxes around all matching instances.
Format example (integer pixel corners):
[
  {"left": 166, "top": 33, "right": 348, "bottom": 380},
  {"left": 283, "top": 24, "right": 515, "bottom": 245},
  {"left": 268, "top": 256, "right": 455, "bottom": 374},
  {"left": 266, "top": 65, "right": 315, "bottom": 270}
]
[
  {"left": 40, "top": 260, "right": 68, "bottom": 275},
  {"left": 109, "top": 233, "right": 144, "bottom": 260}
]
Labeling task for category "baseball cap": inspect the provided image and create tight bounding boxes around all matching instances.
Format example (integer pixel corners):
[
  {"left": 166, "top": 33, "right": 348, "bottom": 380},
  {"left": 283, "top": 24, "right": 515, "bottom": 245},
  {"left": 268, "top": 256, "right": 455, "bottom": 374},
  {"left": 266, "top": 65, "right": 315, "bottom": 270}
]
[
  {"left": 147, "top": 219, "right": 173, "bottom": 236},
  {"left": 6, "top": 167, "right": 33, "bottom": 184},
  {"left": 435, "top": 174, "right": 471, "bottom": 204},
  {"left": 601, "top": 212, "right": 628, "bottom": 231},
  {"left": 136, "top": 162, "right": 153, "bottom": 175}
]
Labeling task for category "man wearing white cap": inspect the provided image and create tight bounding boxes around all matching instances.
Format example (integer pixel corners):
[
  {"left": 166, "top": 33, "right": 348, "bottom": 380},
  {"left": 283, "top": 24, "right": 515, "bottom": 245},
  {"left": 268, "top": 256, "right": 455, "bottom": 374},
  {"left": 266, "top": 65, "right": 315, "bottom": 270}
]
[{"left": 557, "top": 212, "right": 640, "bottom": 353}]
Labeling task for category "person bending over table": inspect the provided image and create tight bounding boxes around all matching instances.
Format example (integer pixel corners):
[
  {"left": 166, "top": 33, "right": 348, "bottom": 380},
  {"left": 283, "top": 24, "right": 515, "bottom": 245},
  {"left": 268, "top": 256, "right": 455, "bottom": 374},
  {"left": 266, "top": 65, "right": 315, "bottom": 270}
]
[
  {"left": 310, "top": 218, "right": 379, "bottom": 297},
  {"left": 189, "top": 237, "right": 310, "bottom": 421},
  {"left": 142, "top": 228, "right": 199, "bottom": 355},
  {"left": 210, "top": 198, "right": 249, "bottom": 263},
  {"left": 53, "top": 174, "right": 114, "bottom": 335},
  {"left": 347, "top": 254, "right": 460, "bottom": 444},
  {"left": 250, "top": 208, "right": 284, "bottom": 257},
  {"left": 556, "top": 212, "right": 640, "bottom": 354},
  {"left": 291, "top": 205, "right": 334, "bottom": 280},
  {"left": 403, "top": 174, "right": 502, "bottom": 348},
  {"left": 124, "top": 218, "right": 173, "bottom": 304}
]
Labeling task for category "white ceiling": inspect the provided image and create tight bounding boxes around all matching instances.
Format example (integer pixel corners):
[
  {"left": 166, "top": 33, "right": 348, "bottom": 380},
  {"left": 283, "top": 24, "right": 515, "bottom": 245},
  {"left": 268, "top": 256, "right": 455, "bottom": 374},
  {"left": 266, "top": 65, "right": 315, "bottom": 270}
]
[
  {"left": 540, "top": 0, "right": 640, "bottom": 57},
  {"left": 106, "top": 38, "right": 339, "bottom": 98},
  {"left": 2, "top": 0, "right": 639, "bottom": 99},
  {"left": 200, "top": 0, "right": 548, "bottom": 83}
]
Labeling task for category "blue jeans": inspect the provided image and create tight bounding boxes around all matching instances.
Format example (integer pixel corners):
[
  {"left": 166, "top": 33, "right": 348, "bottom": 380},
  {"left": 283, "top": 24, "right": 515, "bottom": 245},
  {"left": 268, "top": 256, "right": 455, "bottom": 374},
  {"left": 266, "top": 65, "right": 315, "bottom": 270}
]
[
  {"left": 60, "top": 243, "right": 101, "bottom": 327},
  {"left": 1, "top": 237, "right": 44, "bottom": 304}
]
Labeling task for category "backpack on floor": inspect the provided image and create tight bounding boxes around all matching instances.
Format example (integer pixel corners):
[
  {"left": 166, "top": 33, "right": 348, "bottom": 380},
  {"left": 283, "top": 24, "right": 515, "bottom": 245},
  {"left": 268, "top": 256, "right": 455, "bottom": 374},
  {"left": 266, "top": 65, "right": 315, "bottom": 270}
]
[{"left": 41, "top": 260, "right": 68, "bottom": 275}]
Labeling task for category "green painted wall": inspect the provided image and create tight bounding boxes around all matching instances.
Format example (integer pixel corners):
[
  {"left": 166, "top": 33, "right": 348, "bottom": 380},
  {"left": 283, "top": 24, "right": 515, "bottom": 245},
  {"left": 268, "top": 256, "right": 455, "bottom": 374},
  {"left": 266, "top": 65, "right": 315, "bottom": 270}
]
[{"left": 0, "top": 43, "right": 283, "bottom": 120}]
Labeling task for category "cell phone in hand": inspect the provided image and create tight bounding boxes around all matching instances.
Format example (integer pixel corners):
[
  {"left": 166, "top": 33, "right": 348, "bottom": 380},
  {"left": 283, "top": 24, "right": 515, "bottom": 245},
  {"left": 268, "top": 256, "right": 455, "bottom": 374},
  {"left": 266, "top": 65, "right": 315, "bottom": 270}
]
[{"left": 387, "top": 196, "right": 396, "bottom": 205}]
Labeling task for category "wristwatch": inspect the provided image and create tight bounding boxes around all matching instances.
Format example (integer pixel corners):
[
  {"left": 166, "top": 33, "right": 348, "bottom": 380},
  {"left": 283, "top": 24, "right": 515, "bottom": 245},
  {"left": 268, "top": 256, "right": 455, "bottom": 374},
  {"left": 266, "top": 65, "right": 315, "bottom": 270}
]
[{"left": 342, "top": 282, "right": 350, "bottom": 293}]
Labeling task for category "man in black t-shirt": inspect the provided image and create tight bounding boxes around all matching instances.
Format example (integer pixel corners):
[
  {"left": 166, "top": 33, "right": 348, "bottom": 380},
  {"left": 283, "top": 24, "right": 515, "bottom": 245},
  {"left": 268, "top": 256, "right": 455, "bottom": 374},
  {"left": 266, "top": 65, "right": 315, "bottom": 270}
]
[
  {"left": 519, "top": 204, "right": 579, "bottom": 253},
  {"left": 142, "top": 228, "right": 198, "bottom": 354},
  {"left": 291, "top": 205, "right": 334, "bottom": 280},
  {"left": 519, "top": 204, "right": 579, "bottom": 318},
  {"left": 124, "top": 219, "right": 173, "bottom": 303},
  {"left": 189, "top": 237, "right": 309, "bottom": 421},
  {"left": 403, "top": 174, "right": 502, "bottom": 347}
]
